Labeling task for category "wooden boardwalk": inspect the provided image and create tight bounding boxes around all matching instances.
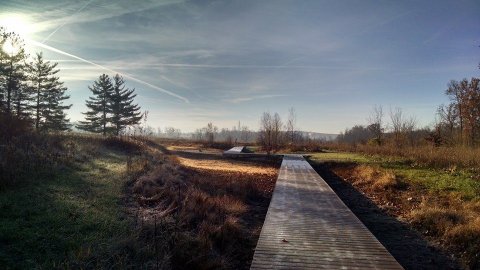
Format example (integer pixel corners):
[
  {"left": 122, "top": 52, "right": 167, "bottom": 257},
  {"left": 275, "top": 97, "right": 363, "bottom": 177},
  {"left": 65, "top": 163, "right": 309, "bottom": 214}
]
[
  {"left": 250, "top": 155, "right": 403, "bottom": 269},
  {"left": 224, "top": 146, "right": 246, "bottom": 153}
]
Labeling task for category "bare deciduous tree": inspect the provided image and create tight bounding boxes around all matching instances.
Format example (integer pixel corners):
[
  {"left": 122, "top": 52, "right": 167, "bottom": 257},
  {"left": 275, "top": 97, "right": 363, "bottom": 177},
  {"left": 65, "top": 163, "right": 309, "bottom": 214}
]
[
  {"left": 390, "top": 107, "right": 417, "bottom": 147},
  {"left": 437, "top": 103, "right": 458, "bottom": 144},
  {"left": 403, "top": 115, "right": 417, "bottom": 147},
  {"left": 445, "top": 78, "right": 480, "bottom": 145},
  {"left": 272, "top": 112, "right": 283, "bottom": 150},
  {"left": 259, "top": 112, "right": 273, "bottom": 154},
  {"left": 367, "top": 105, "right": 384, "bottom": 145},
  {"left": 240, "top": 125, "right": 251, "bottom": 143},
  {"left": 165, "top": 126, "right": 181, "bottom": 138},
  {"left": 258, "top": 112, "right": 284, "bottom": 154},
  {"left": 205, "top": 122, "right": 218, "bottom": 145},
  {"left": 390, "top": 107, "right": 403, "bottom": 146},
  {"left": 286, "top": 107, "right": 296, "bottom": 144}
]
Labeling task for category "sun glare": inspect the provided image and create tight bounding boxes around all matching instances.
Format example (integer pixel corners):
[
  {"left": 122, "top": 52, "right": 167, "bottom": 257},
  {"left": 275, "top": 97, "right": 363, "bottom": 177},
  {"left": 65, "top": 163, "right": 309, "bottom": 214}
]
[
  {"left": 0, "top": 13, "right": 34, "bottom": 40},
  {"left": 2, "top": 40, "right": 19, "bottom": 54},
  {"left": 0, "top": 13, "right": 37, "bottom": 54}
]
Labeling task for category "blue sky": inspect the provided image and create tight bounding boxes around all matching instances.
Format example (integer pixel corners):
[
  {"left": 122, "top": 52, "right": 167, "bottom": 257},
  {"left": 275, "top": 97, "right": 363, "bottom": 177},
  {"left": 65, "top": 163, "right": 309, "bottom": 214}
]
[{"left": 1, "top": 0, "right": 479, "bottom": 133}]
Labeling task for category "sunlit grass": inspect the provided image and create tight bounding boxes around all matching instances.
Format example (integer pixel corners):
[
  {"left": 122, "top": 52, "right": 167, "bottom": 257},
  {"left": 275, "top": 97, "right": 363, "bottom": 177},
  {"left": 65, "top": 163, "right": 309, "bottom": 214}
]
[
  {"left": 309, "top": 151, "right": 480, "bottom": 200},
  {"left": 309, "top": 151, "right": 372, "bottom": 163}
]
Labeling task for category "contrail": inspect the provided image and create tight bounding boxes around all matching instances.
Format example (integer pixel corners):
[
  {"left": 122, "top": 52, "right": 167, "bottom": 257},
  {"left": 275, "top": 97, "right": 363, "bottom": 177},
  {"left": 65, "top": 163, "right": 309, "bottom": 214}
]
[
  {"left": 29, "top": 39, "right": 190, "bottom": 103},
  {"left": 136, "top": 63, "right": 381, "bottom": 71},
  {"left": 41, "top": 0, "right": 95, "bottom": 44}
]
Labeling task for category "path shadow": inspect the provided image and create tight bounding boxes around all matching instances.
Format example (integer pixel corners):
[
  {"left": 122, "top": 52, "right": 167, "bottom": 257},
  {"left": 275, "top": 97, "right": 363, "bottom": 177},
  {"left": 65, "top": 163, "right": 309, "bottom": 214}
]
[{"left": 308, "top": 160, "right": 462, "bottom": 270}]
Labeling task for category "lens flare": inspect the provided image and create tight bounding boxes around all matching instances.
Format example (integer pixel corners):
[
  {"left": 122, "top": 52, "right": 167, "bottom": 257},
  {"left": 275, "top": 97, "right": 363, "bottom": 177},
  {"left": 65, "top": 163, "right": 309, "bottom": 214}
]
[
  {"left": 0, "top": 13, "right": 33, "bottom": 39},
  {"left": 0, "top": 13, "right": 38, "bottom": 54},
  {"left": 2, "top": 39, "right": 19, "bottom": 54}
]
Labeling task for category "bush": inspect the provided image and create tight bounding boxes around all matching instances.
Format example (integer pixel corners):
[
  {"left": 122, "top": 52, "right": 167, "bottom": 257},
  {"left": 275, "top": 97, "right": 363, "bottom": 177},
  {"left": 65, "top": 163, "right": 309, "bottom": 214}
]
[
  {"left": 446, "top": 219, "right": 480, "bottom": 269},
  {"left": 410, "top": 207, "right": 464, "bottom": 236},
  {"left": 351, "top": 164, "right": 401, "bottom": 191},
  {"left": 409, "top": 200, "right": 480, "bottom": 269}
]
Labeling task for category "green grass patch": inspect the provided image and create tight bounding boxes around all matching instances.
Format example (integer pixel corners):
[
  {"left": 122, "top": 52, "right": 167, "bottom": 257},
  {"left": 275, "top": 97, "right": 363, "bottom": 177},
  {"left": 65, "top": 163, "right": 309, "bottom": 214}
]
[
  {"left": 0, "top": 149, "right": 133, "bottom": 269},
  {"left": 310, "top": 151, "right": 480, "bottom": 200},
  {"left": 308, "top": 151, "right": 373, "bottom": 163}
]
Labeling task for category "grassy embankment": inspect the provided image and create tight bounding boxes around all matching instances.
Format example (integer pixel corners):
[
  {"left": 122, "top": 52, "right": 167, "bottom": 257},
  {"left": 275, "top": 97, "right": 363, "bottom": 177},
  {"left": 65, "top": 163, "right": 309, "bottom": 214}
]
[
  {"left": 0, "top": 135, "right": 279, "bottom": 269},
  {"left": 0, "top": 135, "right": 153, "bottom": 269},
  {"left": 308, "top": 150, "right": 480, "bottom": 269}
]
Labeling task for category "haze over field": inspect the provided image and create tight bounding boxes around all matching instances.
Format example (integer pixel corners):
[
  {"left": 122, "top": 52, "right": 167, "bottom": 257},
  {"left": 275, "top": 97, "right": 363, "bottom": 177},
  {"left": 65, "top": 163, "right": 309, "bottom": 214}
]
[{"left": 1, "top": 0, "right": 478, "bottom": 133}]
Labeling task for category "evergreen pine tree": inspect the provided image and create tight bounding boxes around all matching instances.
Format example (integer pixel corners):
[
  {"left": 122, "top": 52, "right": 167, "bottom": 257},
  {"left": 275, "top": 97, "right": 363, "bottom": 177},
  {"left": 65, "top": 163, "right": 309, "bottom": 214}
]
[
  {"left": 77, "top": 74, "right": 114, "bottom": 136},
  {"left": 29, "top": 52, "right": 71, "bottom": 131},
  {"left": 0, "top": 28, "right": 29, "bottom": 117},
  {"left": 110, "top": 74, "right": 143, "bottom": 135}
]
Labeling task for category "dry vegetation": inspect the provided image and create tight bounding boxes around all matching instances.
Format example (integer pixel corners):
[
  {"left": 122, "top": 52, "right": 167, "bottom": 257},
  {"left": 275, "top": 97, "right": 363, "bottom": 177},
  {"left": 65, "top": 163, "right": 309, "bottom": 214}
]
[
  {"left": 410, "top": 198, "right": 480, "bottom": 269},
  {"left": 328, "top": 143, "right": 480, "bottom": 169},
  {"left": 0, "top": 133, "right": 279, "bottom": 269},
  {"left": 350, "top": 164, "right": 403, "bottom": 191},
  {"left": 177, "top": 156, "right": 278, "bottom": 175},
  {"left": 129, "top": 145, "right": 280, "bottom": 269},
  {"left": 327, "top": 161, "right": 480, "bottom": 269}
]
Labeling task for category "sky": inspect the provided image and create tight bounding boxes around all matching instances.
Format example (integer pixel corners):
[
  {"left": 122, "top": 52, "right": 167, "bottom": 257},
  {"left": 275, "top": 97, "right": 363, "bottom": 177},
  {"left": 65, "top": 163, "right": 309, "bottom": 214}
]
[{"left": 0, "top": 0, "right": 479, "bottom": 134}]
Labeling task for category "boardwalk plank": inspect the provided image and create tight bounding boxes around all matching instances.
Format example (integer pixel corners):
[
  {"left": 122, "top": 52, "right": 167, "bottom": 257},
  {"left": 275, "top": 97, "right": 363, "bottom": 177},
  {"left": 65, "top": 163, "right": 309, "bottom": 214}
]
[{"left": 250, "top": 155, "right": 403, "bottom": 270}]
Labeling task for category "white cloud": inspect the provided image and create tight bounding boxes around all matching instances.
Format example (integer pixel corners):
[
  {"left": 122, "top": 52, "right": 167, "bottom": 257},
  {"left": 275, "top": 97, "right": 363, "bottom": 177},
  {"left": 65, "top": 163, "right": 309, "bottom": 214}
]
[{"left": 227, "top": 94, "right": 287, "bottom": 104}]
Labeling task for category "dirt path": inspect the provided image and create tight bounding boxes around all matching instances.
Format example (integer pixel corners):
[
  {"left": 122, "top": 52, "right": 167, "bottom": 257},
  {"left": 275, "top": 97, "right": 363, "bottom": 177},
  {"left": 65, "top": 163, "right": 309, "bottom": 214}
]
[{"left": 309, "top": 161, "right": 461, "bottom": 270}]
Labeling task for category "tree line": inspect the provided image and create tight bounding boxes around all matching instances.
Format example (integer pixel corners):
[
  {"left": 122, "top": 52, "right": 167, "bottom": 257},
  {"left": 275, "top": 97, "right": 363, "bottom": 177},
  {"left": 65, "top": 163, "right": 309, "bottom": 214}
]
[
  {"left": 337, "top": 105, "right": 423, "bottom": 147},
  {"left": 159, "top": 107, "right": 327, "bottom": 152},
  {"left": 0, "top": 28, "right": 143, "bottom": 138},
  {"left": 338, "top": 76, "right": 480, "bottom": 147},
  {"left": 192, "top": 121, "right": 253, "bottom": 145},
  {"left": 257, "top": 108, "right": 324, "bottom": 152}
]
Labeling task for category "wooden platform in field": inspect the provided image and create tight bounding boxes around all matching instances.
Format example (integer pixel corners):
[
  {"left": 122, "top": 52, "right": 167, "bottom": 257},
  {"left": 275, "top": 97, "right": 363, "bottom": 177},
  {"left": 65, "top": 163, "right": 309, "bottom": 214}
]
[{"left": 250, "top": 155, "right": 403, "bottom": 269}]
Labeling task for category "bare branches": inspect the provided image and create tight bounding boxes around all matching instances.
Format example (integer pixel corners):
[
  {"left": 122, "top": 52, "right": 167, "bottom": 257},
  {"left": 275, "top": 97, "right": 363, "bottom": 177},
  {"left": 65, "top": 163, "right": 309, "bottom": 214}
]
[
  {"left": 258, "top": 112, "right": 283, "bottom": 154},
  {"left": 443, "top": 78, "right": 480, "bottom": 145},
  {"left": 286, "top": 107, "right": 296, "bottom": 144},
  {"left": 389, "top": 107, "right": 417, "bottom": 147},
  {"left": 367, "top": 105, "right": 384, "bottom": 145}
]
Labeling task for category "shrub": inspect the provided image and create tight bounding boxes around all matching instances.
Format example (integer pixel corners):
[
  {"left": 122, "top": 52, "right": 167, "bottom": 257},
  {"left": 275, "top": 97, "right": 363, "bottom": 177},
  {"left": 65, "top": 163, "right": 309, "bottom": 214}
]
[
  {"left": 410, "top": 207, "right": 464, "bottom": 236},
  {"left": 351, "top": 164, "right": 400, "bottom": 191},
  {"left": 446, "top": 219, "right": 480, "bottom": 269}
]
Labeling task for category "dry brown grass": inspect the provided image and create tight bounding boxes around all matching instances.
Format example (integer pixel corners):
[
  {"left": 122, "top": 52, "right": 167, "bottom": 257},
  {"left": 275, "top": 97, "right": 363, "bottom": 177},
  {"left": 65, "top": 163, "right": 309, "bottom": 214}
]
[
  {"left": 327, "top": 142, "right": 480, "bottom": 169},
  {"left": 320, "top": 141, "right": 480, "bottom": 268},
  {"left": 351, "top": 164, "right": 400, "bottom": 191},
  {"left": 177, "top": 156, "right": 278, "bottom": 175},
  {"left": 166, "top": 145, "right": 203, "bottom": 151},
  {"left": 446, "top": 219, "right": 480, "bottom": 269},
  {"left": 332, "top": 162, "right": 480, "bottom": 268},
  {"left": 410, "top": 207, "right": 465, "bottom": 236},
  {"left": 131, "top": 145, "right": 279, "bottom": 269},
  {"left": 409, "top": 198, "right": 480, "bottom": 269}
]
